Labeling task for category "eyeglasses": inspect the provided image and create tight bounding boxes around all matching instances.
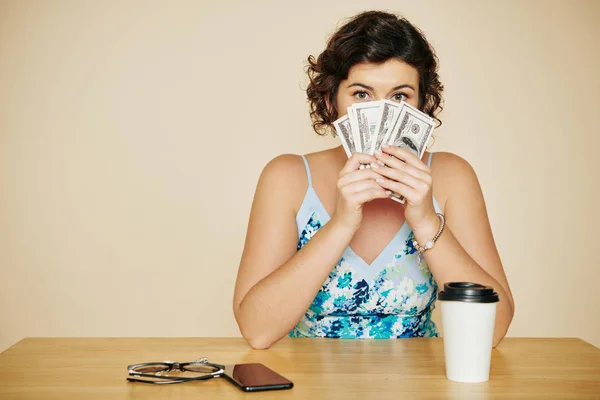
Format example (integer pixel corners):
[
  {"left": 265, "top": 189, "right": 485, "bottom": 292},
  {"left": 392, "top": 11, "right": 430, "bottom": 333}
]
[{"left": 127, "top": 357, "right": 225, "bottom": 384}]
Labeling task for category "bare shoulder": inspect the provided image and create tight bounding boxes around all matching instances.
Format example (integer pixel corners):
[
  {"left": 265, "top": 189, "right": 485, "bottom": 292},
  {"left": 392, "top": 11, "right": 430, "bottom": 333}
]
[
  {"left": 430, "top": 151, "right": 483, "bottom": 210},
  {"left": 430, "top": 151, "right": 477, "bottom": 178},
  {"left": 303, "top": 147, "right": 344, "bottom": 177},
  {"left": 256, "top": 153, "right": 309, "bottom": 214},
  {"left": 260, "top": 153, "right": 306, "bottom": 182}
]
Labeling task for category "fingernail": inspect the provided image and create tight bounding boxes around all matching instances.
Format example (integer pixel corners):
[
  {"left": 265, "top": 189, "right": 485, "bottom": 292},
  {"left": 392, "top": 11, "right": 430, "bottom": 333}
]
[
  {"left": 377, "top": 160, "right": 385, "bottom": 167},
  {"left": 376, "top": 178, "right": 384, "bottom": 183},
  {"left": 370, "top": 162, "right": 378, "bottom": 169},
  {"left": 381, "top": 144, "right": 389, "bottom": 149},
  {"left": 386, "top": 190, "right": 392, "bottom": 196}
]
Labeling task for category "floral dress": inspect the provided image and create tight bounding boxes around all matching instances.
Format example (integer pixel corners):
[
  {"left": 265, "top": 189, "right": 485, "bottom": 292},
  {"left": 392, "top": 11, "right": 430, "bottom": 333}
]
[{"left": 288, "top": 155, "right": 439, "bottom": 339}]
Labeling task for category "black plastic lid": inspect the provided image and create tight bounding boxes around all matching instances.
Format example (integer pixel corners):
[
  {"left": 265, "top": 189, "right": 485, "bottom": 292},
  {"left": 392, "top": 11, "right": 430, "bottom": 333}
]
[{"left": 438, "top": 282, "right": 499, "bottom": 303}]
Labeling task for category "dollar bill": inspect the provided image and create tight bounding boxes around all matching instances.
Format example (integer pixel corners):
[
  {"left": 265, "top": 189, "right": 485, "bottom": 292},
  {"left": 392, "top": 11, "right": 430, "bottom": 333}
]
[
  {"left": 386, "top": 102, "right": 434, "bottom": 159},
  {"left": 350, "top": 101, "right": 382, "bottom": 155},
  {"left": 370, "top": 100, "right": 402, "bottom": 155},
  {"left": 333, "top": 114, "right": 356, "bottom": 158},
  {"left": 347, "top": 106, "right": 361, "bottom": 153},
  {"left": 386, "top": 102, "right": 435, "bottom": 204}
]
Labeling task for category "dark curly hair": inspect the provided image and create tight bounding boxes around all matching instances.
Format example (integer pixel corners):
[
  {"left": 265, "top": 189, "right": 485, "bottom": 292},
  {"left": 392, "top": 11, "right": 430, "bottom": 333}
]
[{"left": 306, "top": 10, "right": 444, "bottom": 136}]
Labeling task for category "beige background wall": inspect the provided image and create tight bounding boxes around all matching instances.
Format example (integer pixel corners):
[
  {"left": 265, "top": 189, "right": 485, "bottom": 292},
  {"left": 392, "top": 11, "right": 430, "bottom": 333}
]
[{"left": 1, "top": 0, "right": 599, "bottom": 352}]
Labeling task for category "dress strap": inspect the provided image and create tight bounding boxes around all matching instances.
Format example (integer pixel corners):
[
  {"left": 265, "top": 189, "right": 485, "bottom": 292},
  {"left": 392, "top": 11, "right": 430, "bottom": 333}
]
[
  {"left": 427, "top": 152, "right": 434, "bottom": 168},
  {"left": 300, "top": 155, "right": 313, "bottom": 188}
]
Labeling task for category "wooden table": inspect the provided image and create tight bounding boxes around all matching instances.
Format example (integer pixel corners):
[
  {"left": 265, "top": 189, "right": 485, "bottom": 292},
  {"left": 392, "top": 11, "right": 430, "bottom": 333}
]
[{"left": 0, "top": 337, "right": 598, "bottom": 399}]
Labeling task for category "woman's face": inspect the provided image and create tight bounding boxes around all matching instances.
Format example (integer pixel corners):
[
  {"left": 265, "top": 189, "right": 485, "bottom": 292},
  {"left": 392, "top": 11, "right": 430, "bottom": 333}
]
[{"left": 334, "top": 58, "right": 420, "bottom": 116}]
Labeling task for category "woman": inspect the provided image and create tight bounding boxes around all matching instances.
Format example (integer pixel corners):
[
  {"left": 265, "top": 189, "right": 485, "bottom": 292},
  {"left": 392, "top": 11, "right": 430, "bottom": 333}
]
[{"left": 233, "top": 10, "right": 514, "bottom": 349}]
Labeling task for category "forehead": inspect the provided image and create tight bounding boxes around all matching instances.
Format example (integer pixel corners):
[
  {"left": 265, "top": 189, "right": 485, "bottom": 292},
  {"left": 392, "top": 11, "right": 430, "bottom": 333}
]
[{"left": 345, "top": 59, "right": 419, "bottom": 87}]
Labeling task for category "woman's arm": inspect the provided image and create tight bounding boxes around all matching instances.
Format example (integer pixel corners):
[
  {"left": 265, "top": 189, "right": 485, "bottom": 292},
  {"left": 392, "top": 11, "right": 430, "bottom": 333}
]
[
  {"left": 233, "top": 152, "right": 387, "bottom": 349},
  {"left": 373, "top": 148, "right": 515, "bottom": 347},
  {"left": 415, "top": 153, "right": 514, "bottom": 347}
]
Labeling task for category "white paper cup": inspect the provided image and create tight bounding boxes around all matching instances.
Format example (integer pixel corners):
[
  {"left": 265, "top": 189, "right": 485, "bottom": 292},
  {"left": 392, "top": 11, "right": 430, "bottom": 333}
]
[{"left": 438, "top": 282, "right": 499, "bottom": 383}]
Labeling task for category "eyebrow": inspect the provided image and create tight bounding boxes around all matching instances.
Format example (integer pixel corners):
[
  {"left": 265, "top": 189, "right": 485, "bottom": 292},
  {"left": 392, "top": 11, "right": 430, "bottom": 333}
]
[{"left": 347, "top": 83, "right": 416, "bottom": 92}]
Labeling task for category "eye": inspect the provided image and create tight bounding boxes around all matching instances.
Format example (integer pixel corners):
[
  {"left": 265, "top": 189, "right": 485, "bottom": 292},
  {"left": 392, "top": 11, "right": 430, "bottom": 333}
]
[
  {"left": 392, "top": 93, "right": 407, "bottom": 102},
  {"left": 352, "top": 90, "right": 370, "bottom": 101}
]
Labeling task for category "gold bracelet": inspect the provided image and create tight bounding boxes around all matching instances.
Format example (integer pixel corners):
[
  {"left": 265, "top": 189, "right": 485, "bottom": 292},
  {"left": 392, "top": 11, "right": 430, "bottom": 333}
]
[{"left": 412, "top": 213, "right": 445, "bottom": 256}]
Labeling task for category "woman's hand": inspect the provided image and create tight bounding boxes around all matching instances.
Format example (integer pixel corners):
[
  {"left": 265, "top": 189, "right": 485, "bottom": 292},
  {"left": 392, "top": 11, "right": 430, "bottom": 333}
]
[
  {"left": 373, "top": 145, "right": 438, "bottom": 230},
  {"left": 332, "top": 152, "right": 392, "bottom": 232}
]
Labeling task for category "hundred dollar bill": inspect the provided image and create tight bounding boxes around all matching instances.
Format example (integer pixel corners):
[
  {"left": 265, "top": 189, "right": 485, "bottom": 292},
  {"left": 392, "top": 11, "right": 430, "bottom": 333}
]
[
  {"left": 347, "top": 106, "right": 361, "bottom": 153},
  {"left": 350, "top": 101, "right": 382, "bottom": 155},
  {"left": 333, "top": 114, "right": 357, "bottom": 158},
  {"left": 386, "top": 102, "right": 435, "bottom": 204},
  {"left": 371, "top": 100, "right": 402, "bottom": 155},
  {"left": 386, "top": 102, "right": 434, "bottom": 159}
]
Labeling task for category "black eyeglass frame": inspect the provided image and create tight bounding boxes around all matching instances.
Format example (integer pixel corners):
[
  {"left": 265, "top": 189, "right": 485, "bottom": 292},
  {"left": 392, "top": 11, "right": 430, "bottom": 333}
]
[{"left": 127, "top": 360, "right": 226, "bottom": 385}]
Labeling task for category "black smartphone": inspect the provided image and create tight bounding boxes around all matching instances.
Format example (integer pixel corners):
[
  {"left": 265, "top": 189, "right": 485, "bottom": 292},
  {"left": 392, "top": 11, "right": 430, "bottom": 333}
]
[{"left": 223, "top": 363, "right": 293, "bottom": 392}]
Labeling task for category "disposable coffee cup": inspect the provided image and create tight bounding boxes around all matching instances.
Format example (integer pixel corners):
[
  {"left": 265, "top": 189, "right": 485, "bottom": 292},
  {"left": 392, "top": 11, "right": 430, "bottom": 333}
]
[{"left": 438, "top": 282, "right": 499, "bottom": 383}]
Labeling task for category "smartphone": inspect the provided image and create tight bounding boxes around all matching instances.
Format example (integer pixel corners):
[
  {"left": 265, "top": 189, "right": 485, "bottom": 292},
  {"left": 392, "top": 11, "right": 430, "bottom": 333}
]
[{"left": 223, "top": 363, "right": 293, "bottom": 392}]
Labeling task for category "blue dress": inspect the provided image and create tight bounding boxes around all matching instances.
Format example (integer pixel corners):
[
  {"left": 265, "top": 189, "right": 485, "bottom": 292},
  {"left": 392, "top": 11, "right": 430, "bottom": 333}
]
[{"left": 288, "top": 153, "right": 440, "bottom": 339}]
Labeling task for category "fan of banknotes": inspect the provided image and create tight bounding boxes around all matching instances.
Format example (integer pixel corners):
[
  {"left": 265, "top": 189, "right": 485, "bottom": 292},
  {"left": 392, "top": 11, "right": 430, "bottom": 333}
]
[
  {"left": 333, "top": 99, "right": 436, "bottom": 203},
  {"left": 334, "top": 99, "right": 435, "bottom": 159}
]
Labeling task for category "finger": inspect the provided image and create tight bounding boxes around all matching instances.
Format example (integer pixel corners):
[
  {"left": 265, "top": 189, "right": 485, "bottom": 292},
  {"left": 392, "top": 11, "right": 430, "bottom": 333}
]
[
  {"left": 373, "top": 153, "right": 431, "bottom": 182},
  {"left": 379, "top": 145, "right": 429, "bottom": 172},
  {"left": 340, "top": 178, "right": 383, "bottom": 196},
  {"left": 340, "top": 153, "right": 378, "bottom": 176},
  {"left": 337, "top": 167, "right": 384, "bottom": 188},
  {"left": 375, "top": 178, "right": 418, "bottom": 202},
  {"left": 372, "top": 165, "right": 429, "bottom": 190},
  {"left": 351, "top": 187, "right": 392, "bottom": 207}
]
